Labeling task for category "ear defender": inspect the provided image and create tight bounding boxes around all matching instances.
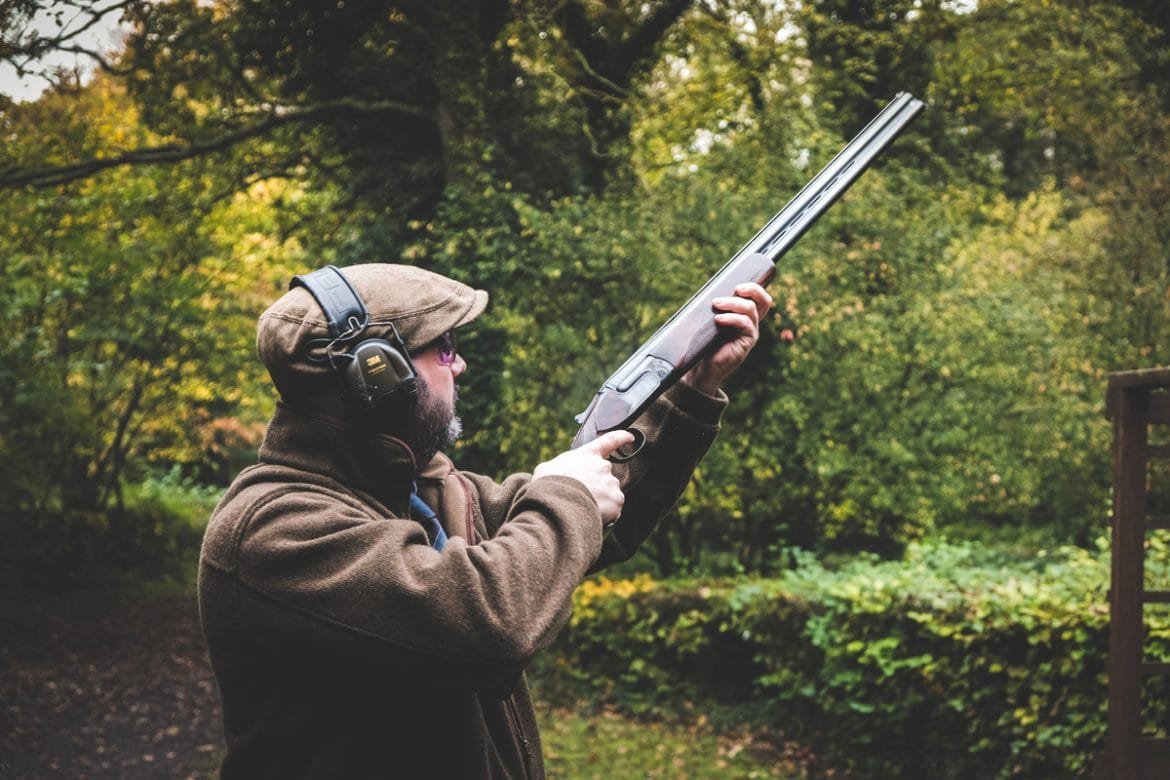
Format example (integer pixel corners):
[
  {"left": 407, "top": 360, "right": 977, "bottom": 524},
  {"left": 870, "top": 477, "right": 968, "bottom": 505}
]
[
  {"left": 290, "top": 265, "right": 418, "bottom": 414},
  {"left": 345, "top": 334, "right": 419, "bottom": 413}
]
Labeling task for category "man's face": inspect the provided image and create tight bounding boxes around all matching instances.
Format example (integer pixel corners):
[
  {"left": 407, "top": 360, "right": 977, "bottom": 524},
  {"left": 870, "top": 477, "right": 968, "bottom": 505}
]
[{"left": 400, "top": 332, "right": 466, "bottom": 463}]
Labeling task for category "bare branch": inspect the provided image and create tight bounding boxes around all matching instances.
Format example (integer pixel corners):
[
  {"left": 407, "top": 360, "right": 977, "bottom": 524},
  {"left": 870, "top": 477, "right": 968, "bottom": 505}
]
[
  {"left": 49, "top": 0, "right": 135, "bottom": 47},
  {"left": 51, "top": 43, "right": 133, "bottom": 75},
  {"left": 3, "top": 0, "right": 135, "bottom": 62},
  {"left": 0, "top": 97, "right": 436, "bottom": 188}
]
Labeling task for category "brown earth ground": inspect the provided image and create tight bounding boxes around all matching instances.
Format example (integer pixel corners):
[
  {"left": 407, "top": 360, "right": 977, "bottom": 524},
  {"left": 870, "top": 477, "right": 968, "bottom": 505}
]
[
  {"left": 0, "top": 587, "right": 811, "bottom": 779},
  {"left": 0, "top": 588, "right": 223, "bottom": 779}
]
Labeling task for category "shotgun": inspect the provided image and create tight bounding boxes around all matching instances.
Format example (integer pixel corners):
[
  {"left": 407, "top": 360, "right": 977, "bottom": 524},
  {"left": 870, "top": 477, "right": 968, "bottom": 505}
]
[{"left": 572, "top": 92, "right": 925, "bottom": 450}]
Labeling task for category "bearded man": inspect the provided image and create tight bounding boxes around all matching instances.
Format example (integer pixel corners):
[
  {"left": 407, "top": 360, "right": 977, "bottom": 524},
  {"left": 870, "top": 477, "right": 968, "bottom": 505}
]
[{"left": 197, "top": 262, "right": 771, "bottom": 778}]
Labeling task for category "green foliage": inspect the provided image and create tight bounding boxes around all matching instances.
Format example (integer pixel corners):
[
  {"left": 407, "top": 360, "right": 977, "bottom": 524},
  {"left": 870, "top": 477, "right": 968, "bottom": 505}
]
[
  {"left": 1, "top": 0, "right": 1169, "bottom": 574},
  {"left": 0, "top": 76, "right": 312, "bottom": 522},
  {"left": 0, "top": 467, "right": 222, "bottom": 587},
  {"left": 540, "top": 541, "right": 1161, "bottom": 777},
  {"left": 0, "top": 78, "right": 213, "bottom": 513},
  {"left": 121, "top": 465, "right": 224, "bottom": 531},
  {"left": 932, "top": 0, "right": 1160, "bottom": 196},
  {"left": 394, "top": 0, "right": 1158, "bottom": 567},
  {"left": 798, "top": 0, "right": 949, "bottom": 135}
]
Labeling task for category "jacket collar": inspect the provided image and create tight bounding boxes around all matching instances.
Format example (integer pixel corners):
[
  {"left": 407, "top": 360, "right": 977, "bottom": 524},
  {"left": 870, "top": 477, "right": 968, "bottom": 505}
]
[{"left": 258, "top": 402, "right": 418, "bottom": 512}]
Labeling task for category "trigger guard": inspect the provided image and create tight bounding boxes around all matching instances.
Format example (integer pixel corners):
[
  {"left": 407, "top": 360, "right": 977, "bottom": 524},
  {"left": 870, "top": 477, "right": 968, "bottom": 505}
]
[{"left": 609, "top": 428, "right": 646, "bottom": 464}]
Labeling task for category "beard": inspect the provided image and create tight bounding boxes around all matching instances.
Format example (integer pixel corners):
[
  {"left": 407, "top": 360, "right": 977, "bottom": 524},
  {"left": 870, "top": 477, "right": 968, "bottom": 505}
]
[{"left": 400, "top": 378, "right": 462, "bottom": 465}]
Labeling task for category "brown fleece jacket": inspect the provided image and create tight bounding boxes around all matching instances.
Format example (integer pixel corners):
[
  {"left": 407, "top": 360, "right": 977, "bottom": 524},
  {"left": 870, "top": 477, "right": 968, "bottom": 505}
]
[{"left": 198, "top": 382, "right": 725, "bottom": 779}]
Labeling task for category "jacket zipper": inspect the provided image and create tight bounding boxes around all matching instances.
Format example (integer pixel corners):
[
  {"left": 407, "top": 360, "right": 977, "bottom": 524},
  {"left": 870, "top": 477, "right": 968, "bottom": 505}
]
[
  {"left": 454, "top": 472, "right": 478, "bottom": 543},
  {"left": 505, "top": 694, "right": 533, "bottom": 778}
]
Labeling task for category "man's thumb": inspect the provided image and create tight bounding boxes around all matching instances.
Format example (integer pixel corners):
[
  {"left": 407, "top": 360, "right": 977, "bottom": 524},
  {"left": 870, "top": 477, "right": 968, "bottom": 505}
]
[{"left": 586, "top": 429, "right": 637, "bottom": 459}]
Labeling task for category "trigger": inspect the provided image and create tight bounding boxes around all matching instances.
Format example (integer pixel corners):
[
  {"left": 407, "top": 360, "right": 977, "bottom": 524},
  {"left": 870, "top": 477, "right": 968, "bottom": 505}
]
[{"left": 609, "top": 428, "right": 646, "bottom": 464}]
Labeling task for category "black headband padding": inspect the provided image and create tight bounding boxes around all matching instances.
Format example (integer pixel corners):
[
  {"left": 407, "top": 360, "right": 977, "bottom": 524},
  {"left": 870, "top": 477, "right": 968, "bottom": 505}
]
[{"left": 291, "top": 265, "right": 368, "bottom": 340}]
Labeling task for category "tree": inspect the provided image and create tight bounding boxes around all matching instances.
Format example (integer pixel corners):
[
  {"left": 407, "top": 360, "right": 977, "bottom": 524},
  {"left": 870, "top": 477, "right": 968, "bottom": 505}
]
[
  {"left": 0, "top": 74, "right": 312, "bottom": 516},
  {"left": 2, "top": 0, "right": 1166, "bottom": 575},
  {"left": 2, "top": 2, "right": 696, "bottom": 194},
  {"left": 796, "top": 0, "right": 950, "bottom": 133}
]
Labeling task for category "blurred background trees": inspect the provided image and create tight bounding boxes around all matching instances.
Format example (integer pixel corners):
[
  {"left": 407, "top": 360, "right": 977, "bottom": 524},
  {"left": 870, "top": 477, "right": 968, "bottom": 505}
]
[{"left": 1, "top": 0, "right": 1166, "bottom": 578}]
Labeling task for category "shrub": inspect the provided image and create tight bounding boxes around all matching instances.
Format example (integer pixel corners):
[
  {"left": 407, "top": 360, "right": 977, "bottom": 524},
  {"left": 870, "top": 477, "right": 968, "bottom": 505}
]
[
  {"left": 538, "top": 540, "right": 1167, "bottom": 777},
  {"left": 0, "top": 467, "right": 221, "bottom": 587}
]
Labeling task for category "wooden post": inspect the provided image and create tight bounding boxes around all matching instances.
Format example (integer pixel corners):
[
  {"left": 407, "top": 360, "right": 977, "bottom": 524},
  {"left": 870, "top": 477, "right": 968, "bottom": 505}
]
[{"left": 1106, "top": 383, "right": 1147, "bottom": 780}]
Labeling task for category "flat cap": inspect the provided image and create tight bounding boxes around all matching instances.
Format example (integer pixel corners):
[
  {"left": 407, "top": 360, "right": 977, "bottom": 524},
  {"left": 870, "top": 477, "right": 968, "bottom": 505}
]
[{"left": 257, "top": 263, "right": 488, "bottom": 398}]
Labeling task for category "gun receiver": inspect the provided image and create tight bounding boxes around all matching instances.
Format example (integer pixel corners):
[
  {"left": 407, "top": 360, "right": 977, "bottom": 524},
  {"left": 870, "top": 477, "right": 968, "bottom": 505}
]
[{"left": 572, "top": 92, "right": 925, "bottom": 449}]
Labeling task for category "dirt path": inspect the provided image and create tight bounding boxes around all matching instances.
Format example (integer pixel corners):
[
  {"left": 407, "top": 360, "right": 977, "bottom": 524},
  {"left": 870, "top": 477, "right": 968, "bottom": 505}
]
[{"left": 0, "top": 588, "right": 224, "bottom": 779}]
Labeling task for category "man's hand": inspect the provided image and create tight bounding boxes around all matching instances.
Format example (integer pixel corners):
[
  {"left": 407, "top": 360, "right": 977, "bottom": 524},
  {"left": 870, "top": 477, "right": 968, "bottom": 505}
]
[
  {"left": 533, "top": 430, "right": 635, "bottom": 524},
  {"left": 682, "top": 282, "right": 773, "bottom": 395}
]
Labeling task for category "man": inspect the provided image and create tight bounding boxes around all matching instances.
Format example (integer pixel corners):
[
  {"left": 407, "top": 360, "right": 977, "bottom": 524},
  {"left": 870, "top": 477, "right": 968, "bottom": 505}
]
[{"left": 198, "top": 262, "right": 772, "bottom": 778}]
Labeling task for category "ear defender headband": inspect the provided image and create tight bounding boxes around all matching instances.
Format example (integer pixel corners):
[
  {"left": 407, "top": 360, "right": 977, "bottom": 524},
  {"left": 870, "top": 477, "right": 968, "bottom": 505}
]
[{"left": 290, "top": 265, "right": 419, "bottom": 413}]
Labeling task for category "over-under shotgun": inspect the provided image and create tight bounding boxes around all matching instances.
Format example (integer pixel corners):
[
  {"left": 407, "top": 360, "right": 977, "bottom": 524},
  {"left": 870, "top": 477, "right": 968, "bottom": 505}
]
[{"left": 573, "top": 92, "right": 926, "bottom": 450}]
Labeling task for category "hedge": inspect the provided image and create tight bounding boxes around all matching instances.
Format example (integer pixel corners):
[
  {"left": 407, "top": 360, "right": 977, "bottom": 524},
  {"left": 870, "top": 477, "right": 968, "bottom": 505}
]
[{"left": 536, "top": 541, "right": 1170, "bottom": 778}]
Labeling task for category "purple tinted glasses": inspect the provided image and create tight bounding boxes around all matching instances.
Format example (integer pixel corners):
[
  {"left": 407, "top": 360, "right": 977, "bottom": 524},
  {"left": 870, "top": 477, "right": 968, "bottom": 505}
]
[{"left": 430, "top": 331, "right": 457, "bottom": 366}]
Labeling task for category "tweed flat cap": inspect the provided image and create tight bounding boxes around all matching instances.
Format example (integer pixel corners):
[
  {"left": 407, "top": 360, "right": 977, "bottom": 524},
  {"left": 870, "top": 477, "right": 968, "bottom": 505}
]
[{"left": 257, "top": 263, "right": 488, "bottom": 398}]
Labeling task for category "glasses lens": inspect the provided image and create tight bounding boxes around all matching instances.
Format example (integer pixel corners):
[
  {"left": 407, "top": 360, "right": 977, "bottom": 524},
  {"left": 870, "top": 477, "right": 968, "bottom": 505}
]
[{"left": 436, "top": 331, "right": 456, "bottom": 365}]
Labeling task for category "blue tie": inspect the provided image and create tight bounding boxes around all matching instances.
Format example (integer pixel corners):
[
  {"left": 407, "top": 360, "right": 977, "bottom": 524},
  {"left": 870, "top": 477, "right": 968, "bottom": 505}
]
[{"left": 410, "top": 491, "right": 448, "bottom": 551}]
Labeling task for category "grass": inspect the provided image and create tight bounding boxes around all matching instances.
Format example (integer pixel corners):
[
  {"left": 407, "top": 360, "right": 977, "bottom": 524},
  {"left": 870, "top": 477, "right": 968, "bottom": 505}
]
[{"left": 535, "top": 704, "right": 810, "bottom": 779}]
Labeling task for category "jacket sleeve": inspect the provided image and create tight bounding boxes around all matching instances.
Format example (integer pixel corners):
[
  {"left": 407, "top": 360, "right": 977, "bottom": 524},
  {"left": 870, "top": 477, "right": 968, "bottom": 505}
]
[
  {"left": 460, "top": 381, "right": 725, "bottom": 570},
  {"left": 201, "top": 471, "right": 605, "bottom": 694},
  {"left": 460, "top": 381, "right": 725, "bottom": 563},
  {"left": 595, "top": 380, "right": 726, "bottom": 569}
]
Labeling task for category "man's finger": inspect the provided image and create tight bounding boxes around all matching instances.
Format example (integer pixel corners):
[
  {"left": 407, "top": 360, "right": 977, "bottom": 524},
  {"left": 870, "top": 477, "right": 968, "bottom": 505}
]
[
  {"left": 585, "top": 429, "right": 637, "bottom": 459},
  {"left": 734, "top": 283, "right": 774, "bottom": 314}
]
